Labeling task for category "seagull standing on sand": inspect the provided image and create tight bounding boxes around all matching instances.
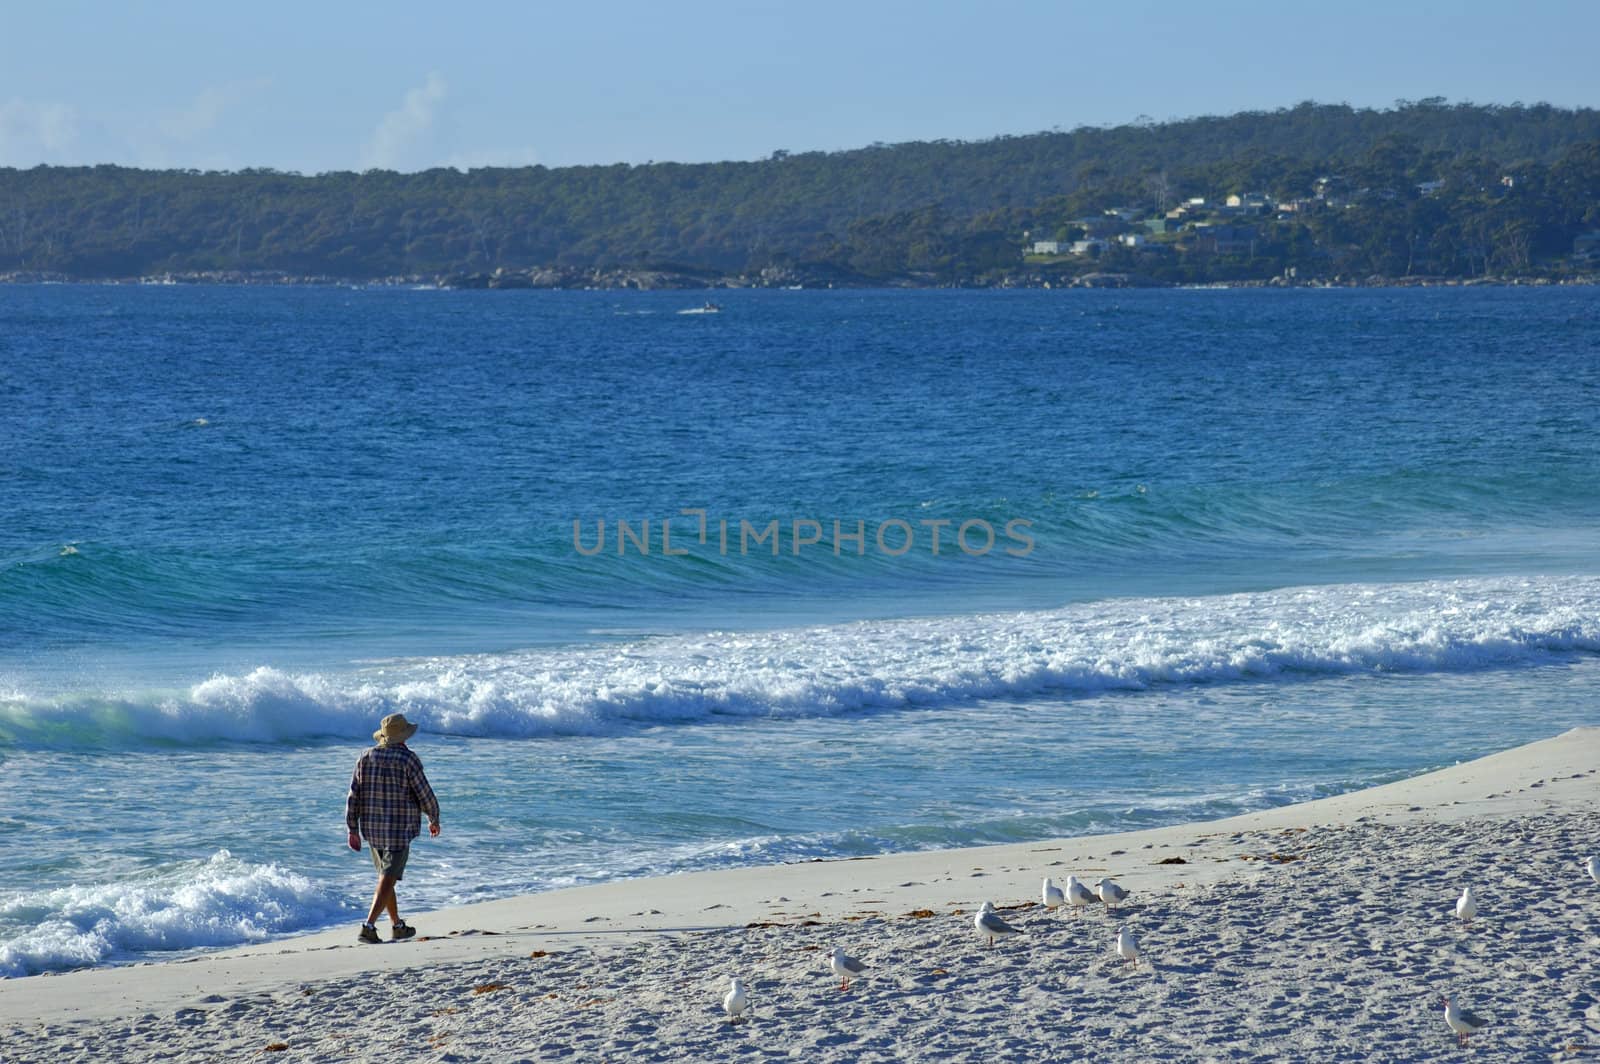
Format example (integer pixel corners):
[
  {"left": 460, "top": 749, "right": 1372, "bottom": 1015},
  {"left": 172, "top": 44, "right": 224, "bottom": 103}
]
[
  {"left": 1442, "top": 996, "right": 1488, "bottom": 1047},
  {"left": 829, "top": 946, "right": 868, "bottom": 990},
  {"left": 1115, "top": 927, "right": 1140, "bottom": 968},
  {"left": 1586, "top": 856, "right": 1599, "bottom": 885},
  {"left": 1065, "top": 875, "right": 1098, "bottom": 915},
  {"left": 1454, "top": 886, "right": 1476, "bottom": 923},
  {"left": 1043, "top": 877, "right": 1066, "bottom": 913},
  {"left": 1096, "top": 877, "right": 1130, "bottom": 911},
  {"left": 723, "top": 976, "right": 750, "bottom": 1021},
  {"left": 974, "top": 901, "right": 1023, "bottom": 947}
]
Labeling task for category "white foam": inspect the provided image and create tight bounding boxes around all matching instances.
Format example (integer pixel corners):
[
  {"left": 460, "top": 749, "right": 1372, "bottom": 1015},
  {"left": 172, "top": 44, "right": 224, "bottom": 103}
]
[
  {"left": 3, "top": 575, "right": 1598, "bottom": 746},
  {"left": 0, "top": 850, "right": 345, "bottom": 978}
]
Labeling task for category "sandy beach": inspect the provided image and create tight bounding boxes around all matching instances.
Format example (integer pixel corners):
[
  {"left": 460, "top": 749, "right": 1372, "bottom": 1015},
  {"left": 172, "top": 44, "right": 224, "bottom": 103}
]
[{"left": 3, "top": 727, "right": 1597, "bottom": 1061}]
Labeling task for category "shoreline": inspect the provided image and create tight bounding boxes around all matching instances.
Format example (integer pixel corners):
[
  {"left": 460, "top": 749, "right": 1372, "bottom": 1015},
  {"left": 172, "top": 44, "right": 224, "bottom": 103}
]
[
  {"left": 3, "top": 270, "right": 1599, "bottom": 291},
  {"left": 4, "top": 726, "right": 1596, "bottom": 1057}
]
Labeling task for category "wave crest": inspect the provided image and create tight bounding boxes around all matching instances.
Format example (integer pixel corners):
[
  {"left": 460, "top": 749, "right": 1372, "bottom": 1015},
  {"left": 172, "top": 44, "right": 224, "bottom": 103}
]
[
  {"left": 0, "top": 850, "right": 344, "bottom": 978},
  {"left": 2, "top": 576, "right": 1597, "bottom": 748}
]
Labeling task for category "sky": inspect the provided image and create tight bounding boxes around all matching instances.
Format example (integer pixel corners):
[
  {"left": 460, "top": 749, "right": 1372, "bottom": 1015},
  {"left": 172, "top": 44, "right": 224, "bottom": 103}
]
[{"left": 3, "top": 1, "right": 1598, "bottom": 174}]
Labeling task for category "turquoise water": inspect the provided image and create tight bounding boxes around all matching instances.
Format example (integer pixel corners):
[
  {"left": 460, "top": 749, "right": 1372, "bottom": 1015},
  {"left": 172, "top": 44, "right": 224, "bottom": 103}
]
[{"left": 2, "top": 285, "right": 1598, "bottom": 975}]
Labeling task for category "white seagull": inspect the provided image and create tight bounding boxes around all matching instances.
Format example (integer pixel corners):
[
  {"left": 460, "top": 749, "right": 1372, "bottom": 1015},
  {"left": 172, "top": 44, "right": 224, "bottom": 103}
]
[
  {"left": 1096, "top": 877, "right": 1130, "bottom": 911},
  {"left": 1065, "top": 875, "right": 1098, "bottom": 915},
  {"left": 1115, "top": 927, "right": 1140, "bottom": 968},
  {"left": 1042, "top": 877, "right": 1066, "bottom": 912},
  {"left": 829, "top": 946, "right": 868, "bottom": 990},
  {"left": 1442, "top": 996, "right": 1488, "bottom": 1047},
  {"left": 974, "top": 901, "right": 1023, "bottom": 947},
  {"left": 1454, "top": 886, "right": 1476, "bottom": 923},
  {"left": 723, "top": 976, "right": 750, "bottom": 1021},
  {"left": 1586, "top": 856, "right": 1599, "bottom": 885}
]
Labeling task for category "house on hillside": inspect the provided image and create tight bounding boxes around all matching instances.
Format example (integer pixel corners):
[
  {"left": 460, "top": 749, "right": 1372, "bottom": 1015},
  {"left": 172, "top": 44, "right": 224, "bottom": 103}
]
[{"left": 1031, "top": 240, "right": 1062, "bottom": 255}]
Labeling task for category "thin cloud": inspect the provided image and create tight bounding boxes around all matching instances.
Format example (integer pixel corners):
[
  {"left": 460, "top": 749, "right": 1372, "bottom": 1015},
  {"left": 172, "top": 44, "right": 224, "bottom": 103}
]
[
  {"left": 0, "top": 98, "right": 79, "bottom": 165},
  {"left": 159, "top": 79, "right": 273, "bottom": 141},
  {"left": 362, "top": 72, "right": 447, "bottom": 171}
]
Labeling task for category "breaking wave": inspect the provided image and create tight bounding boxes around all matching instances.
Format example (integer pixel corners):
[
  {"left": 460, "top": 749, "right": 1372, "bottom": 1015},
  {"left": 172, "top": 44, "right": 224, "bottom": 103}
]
[
  {"left": 0, "top": 851, "right": 345, "bottom": 978},
  {"left": 2, "top": 575, "right": 1596, "bottom": 749}
]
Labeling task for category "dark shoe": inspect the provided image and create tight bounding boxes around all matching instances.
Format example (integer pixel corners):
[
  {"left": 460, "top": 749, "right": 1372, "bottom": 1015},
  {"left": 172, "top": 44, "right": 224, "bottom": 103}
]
[
  {"left": 391, "top": 921, "right": 416, "bottom": 942},
  {"left": 358, "top": 924, "right": 381, "bottom": 944}
]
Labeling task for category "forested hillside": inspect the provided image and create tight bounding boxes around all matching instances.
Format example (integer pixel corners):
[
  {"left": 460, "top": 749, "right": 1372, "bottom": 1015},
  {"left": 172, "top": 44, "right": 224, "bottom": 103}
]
[{"left": 2, "top": 100, "right": 1598, "bottom": 284}]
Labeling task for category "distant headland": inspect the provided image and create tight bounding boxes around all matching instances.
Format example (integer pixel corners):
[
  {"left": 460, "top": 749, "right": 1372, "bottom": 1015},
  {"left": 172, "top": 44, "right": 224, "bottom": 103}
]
[{"left": 3, "top": 100, "right": 1599, "bottom": 289}]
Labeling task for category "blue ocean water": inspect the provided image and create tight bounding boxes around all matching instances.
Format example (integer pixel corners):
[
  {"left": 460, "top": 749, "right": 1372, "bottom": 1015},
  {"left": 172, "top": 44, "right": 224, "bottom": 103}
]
[{"left": 2, "top": 284, "right": 1598, "bottom": 976}]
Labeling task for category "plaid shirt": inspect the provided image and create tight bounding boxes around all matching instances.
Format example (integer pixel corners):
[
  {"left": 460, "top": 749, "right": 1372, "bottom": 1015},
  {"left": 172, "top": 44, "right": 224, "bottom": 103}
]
[{"left": 344, "top": 743, "right": 440, "bottom": 850}]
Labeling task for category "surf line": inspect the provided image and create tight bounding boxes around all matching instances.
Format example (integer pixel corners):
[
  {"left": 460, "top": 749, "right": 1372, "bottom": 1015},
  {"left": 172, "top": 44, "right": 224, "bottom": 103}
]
[{"left": 572, "top": 510, "right": 1034, "bottom": 558}]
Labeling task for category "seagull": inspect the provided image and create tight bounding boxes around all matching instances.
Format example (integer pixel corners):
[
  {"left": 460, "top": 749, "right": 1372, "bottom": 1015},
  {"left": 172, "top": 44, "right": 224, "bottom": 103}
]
[
  {"left": 1587, "top": 856, "right": 1599, "bottom": 885},
  {"left": 974, "top": 901, "right": 1023, "bottom": 947},
  {"left": 1115, "top": 927, "right": 1140, "bottom": 968},
  {"left": 1096, "top": 877, "right": 1130, "bottom": 911},
  {"left": 1442, "top": 996, "right": 1488, "bottom": 1047},
  {"left": 829, "top": 946, "right": 867, "bottom": 990},
  {"left": 723, "top": 976, "right": 750, "bottom": 1021},
  {"left": 1454, "top": 886, "right": 1476, "bottom": 923},
  {"left": 1065, "top": 875, "right": 1098, "bottom": 915},
  {"left": 1042, "top": 877, "right": 1066, "bottom": 912}
]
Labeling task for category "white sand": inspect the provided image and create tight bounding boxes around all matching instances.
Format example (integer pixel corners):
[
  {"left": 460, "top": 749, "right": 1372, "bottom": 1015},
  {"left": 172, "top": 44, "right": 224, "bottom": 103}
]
[{"left": 4, "top": 727, "right": 1598, "bottom": 1061}]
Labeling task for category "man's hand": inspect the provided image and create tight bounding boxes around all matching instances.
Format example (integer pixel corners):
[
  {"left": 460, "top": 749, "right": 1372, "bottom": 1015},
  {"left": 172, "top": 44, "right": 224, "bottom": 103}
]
[
  {"left": 429, "top": 821, "right": 441, "bottom": 838},
  {"left": 347, "top": 831, "right": 361, "bottom": 852}
]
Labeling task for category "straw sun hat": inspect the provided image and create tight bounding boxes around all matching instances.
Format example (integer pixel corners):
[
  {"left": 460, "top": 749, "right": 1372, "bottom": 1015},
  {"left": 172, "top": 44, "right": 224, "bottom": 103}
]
[{"left": 373, "top": 713, "right": 420, "bottom": 746}]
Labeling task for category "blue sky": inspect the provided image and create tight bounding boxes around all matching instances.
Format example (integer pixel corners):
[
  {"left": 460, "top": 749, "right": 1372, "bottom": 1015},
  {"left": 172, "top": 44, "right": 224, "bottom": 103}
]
[{"left": 3, "top": 1, "right": 1597, "bottom": 173}]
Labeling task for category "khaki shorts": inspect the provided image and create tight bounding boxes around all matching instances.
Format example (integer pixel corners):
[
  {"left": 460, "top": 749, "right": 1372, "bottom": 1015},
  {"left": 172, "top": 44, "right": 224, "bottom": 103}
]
[{"left": 370, "top": 845, "right": 410, "bottom": 880}]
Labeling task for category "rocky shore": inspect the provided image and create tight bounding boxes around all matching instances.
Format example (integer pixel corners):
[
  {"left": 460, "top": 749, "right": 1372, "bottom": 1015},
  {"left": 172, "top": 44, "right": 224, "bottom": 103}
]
[{"left": 2, "top": 265, "right": 1596, "bottom": 291}]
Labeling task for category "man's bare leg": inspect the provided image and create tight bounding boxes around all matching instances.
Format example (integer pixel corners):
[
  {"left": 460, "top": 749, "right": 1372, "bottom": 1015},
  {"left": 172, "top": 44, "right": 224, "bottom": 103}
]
[{"left": 365, "top": 874, "right": 398, "bottom": 927}]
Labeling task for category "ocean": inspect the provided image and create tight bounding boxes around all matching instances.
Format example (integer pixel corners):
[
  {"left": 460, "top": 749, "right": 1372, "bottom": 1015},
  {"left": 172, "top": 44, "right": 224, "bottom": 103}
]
[{"left": 2, "top": 283, "right": 1598, "bottom": 978}]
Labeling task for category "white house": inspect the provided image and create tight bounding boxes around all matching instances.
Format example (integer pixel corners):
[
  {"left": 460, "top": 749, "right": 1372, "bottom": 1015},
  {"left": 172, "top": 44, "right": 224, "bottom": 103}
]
[{"left": 1031, "top": 240, "right": 1062, "bottom": 255}]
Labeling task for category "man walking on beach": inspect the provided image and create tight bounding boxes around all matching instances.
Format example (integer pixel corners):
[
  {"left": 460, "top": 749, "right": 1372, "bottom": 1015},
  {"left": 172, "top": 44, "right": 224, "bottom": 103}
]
[{"left": 345, "top": 713, "right": 441, "bottom": 943}]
